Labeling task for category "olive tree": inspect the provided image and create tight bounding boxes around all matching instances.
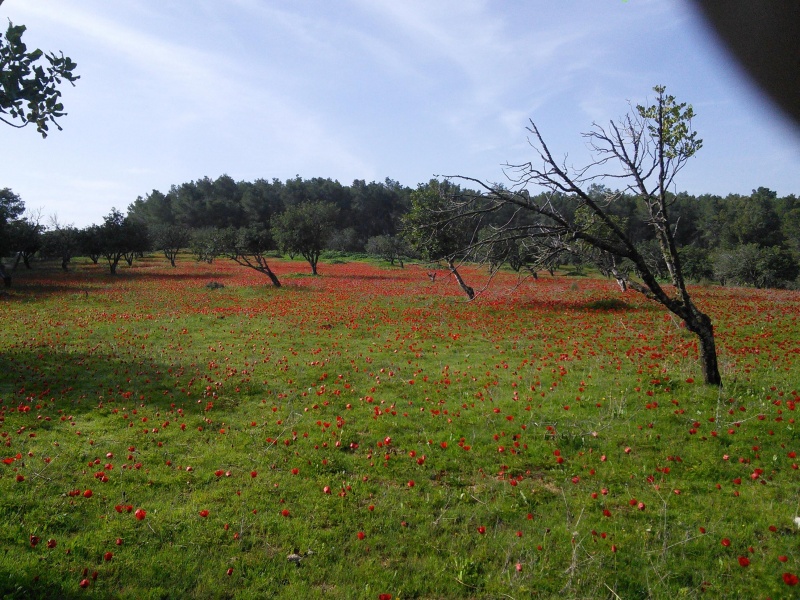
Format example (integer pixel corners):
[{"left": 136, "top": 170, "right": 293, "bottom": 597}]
[
  {"left": 403, "top": 180, "right": 479, "bottom": 299},
  {"left": 365, "top": 234, "right": 410, "bottom": 267},
  {"left": 272, "top": 201, "right": 338, "bottom": 275},
  {"left": 150, "top": 223, "right": 191, "bottom": 267},
  {"left": 221, "top": 226, "right": 281, "bottom": 288},
  {"left": 40, "top": 216, "right": 79, "bottom": 271}
]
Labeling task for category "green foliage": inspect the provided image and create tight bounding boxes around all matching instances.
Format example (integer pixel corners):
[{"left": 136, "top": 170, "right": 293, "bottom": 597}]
[
  {"left": 189, "top": 228, "right": 227, "bottom": 264},
  {"left": 149, "top": 223, "right": 191, "bottom": 267},
  {"left": 677, "top": 245, "right": 713, "bottom": 282},
  {"left": 6, "top": 216, "right": 44, "bottom": 269},
  {"left": 129, "top": 177, "right": 411, "bottom": 252},
  {"left": 123, "top": 172, "right": 797, "bottom": 291},
  {"left": 272, "top": 201, "right": 339, "bottom": 275},
  {"left": 39, "top": 223, "right": 80, "bottom": 270},
  {"left": 713, "top": 244, "right": 799, "bottom": 288},
  {"left": 0, "top": 188, "right": 25, "bottom": 260},
  {"left": 782, "top": 205, "right": 800, "bottom": 259},
  {"left": 96, "top": 209, "right": 149, "bottom": 274},
  {"left": 364, "top": 234, "right": 410, "bottom": 267},
  {"left": 402, "top": 180, "right": 476, "bottom": 263},
  {"left": 76, "top": 224, "right": 104, "bottom": 264},
  {"left": 636, "top": 85, "right": 702, "bottom": 161},
  {"left": 0, "top": 22, "right": 79, "bottom": 137}
]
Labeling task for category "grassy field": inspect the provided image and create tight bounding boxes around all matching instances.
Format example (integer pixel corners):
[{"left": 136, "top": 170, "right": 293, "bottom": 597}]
[{"left": 1, "top": 255, "right": 799, "bottom": 599}]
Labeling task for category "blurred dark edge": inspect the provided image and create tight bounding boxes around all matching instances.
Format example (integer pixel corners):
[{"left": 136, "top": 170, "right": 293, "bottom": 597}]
[{"left": 691, "top": 0, "right": 799, "bottom": 129}]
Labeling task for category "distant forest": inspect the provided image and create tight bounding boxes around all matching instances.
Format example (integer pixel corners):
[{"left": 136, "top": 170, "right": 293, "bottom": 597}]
[{"left": 1, "top": 175, "right": 799, "bottom": 289}]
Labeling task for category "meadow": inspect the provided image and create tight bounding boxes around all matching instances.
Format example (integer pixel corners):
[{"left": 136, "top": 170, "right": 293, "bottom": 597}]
[{"left": 0, "top": 255, "right": 798, "bottom": 599}]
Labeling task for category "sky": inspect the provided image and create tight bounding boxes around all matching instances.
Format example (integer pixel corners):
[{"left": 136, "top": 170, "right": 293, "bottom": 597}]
[{"left": 2, "top": 0, "right": 799, "bottom": 228}]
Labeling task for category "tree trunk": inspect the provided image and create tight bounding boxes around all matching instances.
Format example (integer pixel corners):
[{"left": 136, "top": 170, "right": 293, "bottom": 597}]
[
  {"left": 447, "top": 259, "right": 475, "bottom": 300},
  {"left": 164, "top": 249, "right": 177, "bottom": 267},
  {"left": 263, "top": 267, "right": 281, "bottom": 288},
  {"left": 0, "top": 262, "right": 10, "bottom": 287},
  {"left": 684, "top": 310, "right": 722, "bottom": 386}
]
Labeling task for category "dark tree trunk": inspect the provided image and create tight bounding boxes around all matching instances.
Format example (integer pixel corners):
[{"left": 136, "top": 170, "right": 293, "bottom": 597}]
[
  {"left": 163, "top": 249, "right": 177, "bottom": 267},
  {"left": 0, "top": 262, "right": 10, "bottom": 287},
  {"left": 308, "top": 251, "right": 320, "bottom": 275},
  {"left": 447, "top": 259, "right": 475, "bottom": 300},
  {"left": 265, "top": 269, "right": 281, "bottom": 288},
  {"left": 685, "top": 311, "right": 722, "bottom": 386},
  {"left": 678, "top": 308, "right": 722, "bottom": 386}
]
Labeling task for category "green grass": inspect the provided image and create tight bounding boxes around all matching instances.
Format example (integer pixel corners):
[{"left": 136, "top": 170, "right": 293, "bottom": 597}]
[{"left": 0, "top": 256, "right": 799, "bottom": 598}]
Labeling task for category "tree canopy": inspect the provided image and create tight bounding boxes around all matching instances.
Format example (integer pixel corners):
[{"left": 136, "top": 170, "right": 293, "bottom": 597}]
[
  {"left": 1, "top": 20, "right": 79, "bottom": 137},
  {"left": 272, "top": 201, "right": 339, "bottom": 275}
]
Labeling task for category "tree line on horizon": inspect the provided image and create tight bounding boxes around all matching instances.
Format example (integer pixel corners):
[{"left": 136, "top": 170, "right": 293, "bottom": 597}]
[{"left": 1, "top": 175, "right": 798, "bottom": 290}]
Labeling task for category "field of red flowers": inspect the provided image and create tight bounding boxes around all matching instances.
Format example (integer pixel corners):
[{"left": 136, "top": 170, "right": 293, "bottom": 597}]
[{"left": 1, "top": 255, "right": 799, "bottom": 599}]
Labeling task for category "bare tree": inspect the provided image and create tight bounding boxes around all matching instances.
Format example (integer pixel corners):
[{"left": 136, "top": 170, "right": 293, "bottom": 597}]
[{"left": 423, "top": 86, "right": 721, "bottom": 385}]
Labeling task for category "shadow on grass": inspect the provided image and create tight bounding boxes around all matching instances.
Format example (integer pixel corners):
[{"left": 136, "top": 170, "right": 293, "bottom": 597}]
[
  {"left": 0, "top": 262, "right": 238, "bottom": 301},
  {"left": 0, "top": 563, "right": 92, "bottom": 600},
  {"left": 515, "top": 296, "right": 655, "bottom": 313},
  {"left": 0, "top": 348, "right": 193, "bottom": 415},
  {"left": 583, "top": 298, "right": 633, "bottom": 311}
]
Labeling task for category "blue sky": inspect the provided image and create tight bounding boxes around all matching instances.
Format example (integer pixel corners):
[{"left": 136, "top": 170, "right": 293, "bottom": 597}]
[{"left": 3, "top": 0, "right": 799, "bottom": 227}]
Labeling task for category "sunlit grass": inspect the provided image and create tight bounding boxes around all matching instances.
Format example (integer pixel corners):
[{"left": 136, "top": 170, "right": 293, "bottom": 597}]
[{"left": 1, "top": 255, "right": 798, "bottom": 598}]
